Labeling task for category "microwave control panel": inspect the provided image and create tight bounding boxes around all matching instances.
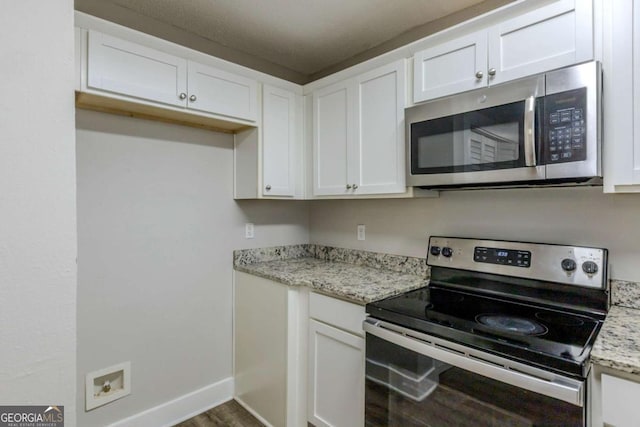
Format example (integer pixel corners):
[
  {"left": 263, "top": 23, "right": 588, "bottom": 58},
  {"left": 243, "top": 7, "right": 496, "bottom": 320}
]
[{"left": 544, "top": 87, "right": 587, "bottom": 164}]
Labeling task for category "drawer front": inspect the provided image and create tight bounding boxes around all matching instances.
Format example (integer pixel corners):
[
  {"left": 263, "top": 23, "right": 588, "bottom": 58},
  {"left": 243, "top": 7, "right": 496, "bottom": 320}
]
[{"left": 309, "top": 292, "right": 366, "bottom": 336}]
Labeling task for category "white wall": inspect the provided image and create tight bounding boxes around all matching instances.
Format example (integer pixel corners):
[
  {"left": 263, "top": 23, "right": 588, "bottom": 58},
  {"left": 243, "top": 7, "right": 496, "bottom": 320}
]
[
  {"left": 0, "top": 0, "right": 77, "bottom": 425},
  {"left": 75, "top": 110, "right": 308, "bottom": 426},
  {"left": 309, "top": 187, "right": 640, "bottom": 282}
]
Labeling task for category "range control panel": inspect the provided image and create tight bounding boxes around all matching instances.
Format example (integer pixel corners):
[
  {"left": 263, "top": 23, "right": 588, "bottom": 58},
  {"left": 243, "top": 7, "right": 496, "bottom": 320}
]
[
  {"left": 427, "top": 237, "right": 607, "bottom": 289},
  {"left": 473, "top": 247, "right": 531, "bottom": 268},
  {"left": 545, "top": 87, "right": 587, "bottom": 164}
]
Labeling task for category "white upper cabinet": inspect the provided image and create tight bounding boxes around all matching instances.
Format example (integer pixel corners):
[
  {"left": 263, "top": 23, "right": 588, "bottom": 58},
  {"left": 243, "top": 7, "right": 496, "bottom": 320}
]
[
  {"left": 313, "top": 80, "right": 353, "bottom": 196},
  {"left": 87, "top": 30, "right": 188, "bottom": 108},
  {"left": 85, "top": 30, "right": 258, "bottom": 123},
  {"left": 353, "top": 60, "right": 406, "bottom": 195},
  {"left": 187, "top": 61, "right": 258, "bottom": 121},
  {"left": 413, "top": 31, "right": 487, "bottom": 102},
  {"left": 602, "top": 0, "right": 640, "bottom": 192},
  {"left": 313, "top": 59, "right": 407, "bottom": 197},
  {"left": 262, "top": 85, "right": 296, "bottom": 197},
  {"left": 487, "top": 0, "right": 593, "bottom": 86},
  {"left": 413, "top": 0, "right": 593, "bottom": 103}
]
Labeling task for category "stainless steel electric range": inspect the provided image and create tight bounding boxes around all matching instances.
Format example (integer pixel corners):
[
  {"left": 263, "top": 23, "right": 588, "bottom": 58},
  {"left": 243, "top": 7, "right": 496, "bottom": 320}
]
[{"left": 364, "top": 237, "right": 608, "bottom": 427}]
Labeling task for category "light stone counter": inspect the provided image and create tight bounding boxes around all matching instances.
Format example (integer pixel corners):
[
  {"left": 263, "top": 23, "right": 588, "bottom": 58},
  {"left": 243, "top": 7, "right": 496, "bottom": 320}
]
[
  {"left": 233, "top": 244, "right": 429, "bottom": 304},
  {"left": 591, "top": 280, "right": 640, "bottom": 374}
]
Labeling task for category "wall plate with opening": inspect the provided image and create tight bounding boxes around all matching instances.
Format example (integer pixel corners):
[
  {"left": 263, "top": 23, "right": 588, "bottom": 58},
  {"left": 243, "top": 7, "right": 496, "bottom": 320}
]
[{"left": 85, "top": 361, "right": 131, "bottom": 411}]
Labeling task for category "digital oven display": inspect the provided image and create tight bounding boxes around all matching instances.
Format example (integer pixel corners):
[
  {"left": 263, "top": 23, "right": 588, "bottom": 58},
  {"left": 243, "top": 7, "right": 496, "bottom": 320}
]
[{"left": 474, "top": 247, "right": 531, "bottom": 268}]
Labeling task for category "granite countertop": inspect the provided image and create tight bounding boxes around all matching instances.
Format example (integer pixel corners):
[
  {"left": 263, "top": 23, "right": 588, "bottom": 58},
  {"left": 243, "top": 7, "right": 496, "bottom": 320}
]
[
  {"left": 233, "top": 244, "right": 429, "bottom": 304},
  {"left": 235, "top": 247, "right": 640, "bottom": 371},
  {"left": 592, "top": 304, "right": 640, "bottom": 375}
]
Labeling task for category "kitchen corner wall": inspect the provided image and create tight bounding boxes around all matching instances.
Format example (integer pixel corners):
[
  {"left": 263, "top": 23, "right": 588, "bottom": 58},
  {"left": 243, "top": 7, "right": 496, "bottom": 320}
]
[
  {"left": 309, "top": 187, "right": 640, "bottom": 282},
  {"left": 0, "top": 0, "right": 77, "bottom": 424},
  {"left": 75, "top": 110, "right": 309, "bottom": 426}
]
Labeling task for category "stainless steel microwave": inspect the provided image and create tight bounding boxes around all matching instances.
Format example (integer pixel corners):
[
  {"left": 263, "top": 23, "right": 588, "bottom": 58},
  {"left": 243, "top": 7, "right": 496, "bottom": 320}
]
[{"left": 406, "top": 61, "right": 602, "bottom": 189}]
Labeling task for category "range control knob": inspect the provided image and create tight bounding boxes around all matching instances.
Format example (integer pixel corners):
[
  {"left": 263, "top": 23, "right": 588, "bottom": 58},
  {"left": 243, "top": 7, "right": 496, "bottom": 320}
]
[
  {"left": 582, "top": 261, "right": 599, "bottom": 275},
  {"left": 441, "top": 247, "right": 453, "bottom": 258},
  {"left": 430, "top": 246, "right": 441, "bottom": 256},
  {"left": 561, "top": 258, "right": 577, "bottom": 272}
]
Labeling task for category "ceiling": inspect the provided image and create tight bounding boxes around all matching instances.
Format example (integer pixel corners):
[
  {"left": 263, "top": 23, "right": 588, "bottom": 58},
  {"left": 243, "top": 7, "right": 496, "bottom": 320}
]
[{"left": 75, "top": 0, "right": 513, "bottom": 84}]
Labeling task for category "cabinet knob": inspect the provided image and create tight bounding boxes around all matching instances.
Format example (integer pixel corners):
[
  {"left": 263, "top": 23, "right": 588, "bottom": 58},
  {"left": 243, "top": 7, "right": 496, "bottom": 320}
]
[
  {"left": 189, "top": 94, "right": 197, "bottom": 102},
  {"left": 475, "top": 71, "right": 483, "bottom": 79},
  {"left": 346, "top": 184, "right": 352, "bottom": 190},
  {"left": 265, "top": 185, "right": 271, "bottom": 191},
  {"left": 352, "top": 184, "right": 358, "bottom": 190},
  {"left": 179, "top": 92, "right": 187, "bottom": 100},
  {"left": 488, "top": 68, "right": 496, "bottom": 77}
]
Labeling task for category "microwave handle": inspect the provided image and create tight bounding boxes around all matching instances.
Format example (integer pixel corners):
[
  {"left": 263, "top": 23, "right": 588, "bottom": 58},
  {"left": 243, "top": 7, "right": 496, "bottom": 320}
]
[{"left": 524, "top": 96, "right": 537, "bottom": 167}]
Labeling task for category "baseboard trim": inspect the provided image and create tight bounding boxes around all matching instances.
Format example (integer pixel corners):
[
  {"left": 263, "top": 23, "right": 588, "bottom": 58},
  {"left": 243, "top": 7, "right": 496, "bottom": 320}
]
[
  {"left": 108, "top": 377, "right": 234, "bottom": 427},
  {"left": 234, "top": 396, "right": 275, "bottom": 427}
]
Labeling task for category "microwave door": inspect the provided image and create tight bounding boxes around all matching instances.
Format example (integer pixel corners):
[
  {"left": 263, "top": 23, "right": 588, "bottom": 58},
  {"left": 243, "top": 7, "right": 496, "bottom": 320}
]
[
  {"left": 409, "top": 101, "right": 545, "bottom": 187},
  {"left": 407, "top": 75, "right": 545, "bottom": 187}
]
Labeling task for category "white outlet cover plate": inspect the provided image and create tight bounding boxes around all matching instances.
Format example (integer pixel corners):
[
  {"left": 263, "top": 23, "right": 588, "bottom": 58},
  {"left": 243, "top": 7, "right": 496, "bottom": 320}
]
[
  {"left": 85, "top": 361, "right": 131, "bottom": 411},
  {"left": 357, "top": 224, "right": 365, "bottom": 241},
  {"left": 245, "top": 223, "right": 254, "bottom": 239}
]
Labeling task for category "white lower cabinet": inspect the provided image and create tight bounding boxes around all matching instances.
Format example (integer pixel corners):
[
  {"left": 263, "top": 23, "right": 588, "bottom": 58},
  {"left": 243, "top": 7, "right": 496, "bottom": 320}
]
[
  {"left": 308, "top": 293, "right": 365, "bottom": 427},
  {"left": 601, "top": 373, "right": 640, "bottom": 427},
  {"left": 234, "top": 276, "right": 367, "bottom": 427},
  {"left": 233, "top": 272, "right": 305, "bottom": 427}
]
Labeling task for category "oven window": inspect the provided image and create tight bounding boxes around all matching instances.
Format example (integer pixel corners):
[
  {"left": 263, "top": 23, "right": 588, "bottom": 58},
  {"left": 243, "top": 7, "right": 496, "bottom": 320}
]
[
  {"left": 365, "top": 334, "right": 583, "bottom": 427},
  {"left": 411, "top": 101, "right": 526, "bottom": 175}
]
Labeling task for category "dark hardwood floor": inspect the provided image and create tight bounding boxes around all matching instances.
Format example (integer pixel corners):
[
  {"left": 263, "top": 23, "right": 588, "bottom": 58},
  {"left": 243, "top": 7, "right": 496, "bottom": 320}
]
[{"left": 173, "top": 400, "right": 265, "bottom": 427}]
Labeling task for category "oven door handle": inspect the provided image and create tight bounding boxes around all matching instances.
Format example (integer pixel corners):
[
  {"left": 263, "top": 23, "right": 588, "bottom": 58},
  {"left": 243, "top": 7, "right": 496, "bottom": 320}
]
[
  {"left": 524, "top": 95, "right": 537, "bottom": 167},
  {"left": 363, "top": 318, "right": 584, "bottom": 406}
]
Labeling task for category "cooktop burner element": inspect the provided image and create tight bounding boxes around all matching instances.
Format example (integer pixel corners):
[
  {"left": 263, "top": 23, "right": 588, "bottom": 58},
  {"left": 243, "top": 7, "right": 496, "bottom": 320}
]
[
  {"left": 366, "top": 237, "right": 609, "bottom": 378},
  {"left": 475, "top": 314, "right": 548, "bottom": 336}
]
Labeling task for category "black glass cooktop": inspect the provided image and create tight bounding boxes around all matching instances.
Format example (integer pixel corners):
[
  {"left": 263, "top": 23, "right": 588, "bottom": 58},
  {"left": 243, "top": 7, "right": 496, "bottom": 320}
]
[{"left": 366, "top": 285, "right": 604, "bottom": 377}]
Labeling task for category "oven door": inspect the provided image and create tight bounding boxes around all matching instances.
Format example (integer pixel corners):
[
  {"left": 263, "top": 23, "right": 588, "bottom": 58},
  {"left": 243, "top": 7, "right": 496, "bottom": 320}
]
[
  {"left": 406, "top": 75, "right": 545, "bottom": 187},
  {"left": 364, "top": 318, "right": 586, "bottom": 427}
]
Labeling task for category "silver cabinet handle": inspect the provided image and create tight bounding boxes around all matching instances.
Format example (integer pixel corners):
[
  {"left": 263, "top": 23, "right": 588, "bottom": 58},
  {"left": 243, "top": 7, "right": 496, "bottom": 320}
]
[
  {"left": 189, "top": 94, "right": 197, "bottom": 102},
  {"left": 524, "top": 95, "right": 537, "bottom": 167},
  {"left": 475, "top": 71, "right": 483, "bottom": 79},
  {"left": 352, "top": 184, "right": 358, "bottom": 190},
  {"left": 265, "top": 185, "right": 271, "bottom": 191},
  {"left": 488, "top": 68, "right": 496, "bottom": 76},
  {"left": 346, "top": 184, "right": 352, "bottom": 190},
  {"left": 179, "top": 92, "right": 187, "bottom": 100}
]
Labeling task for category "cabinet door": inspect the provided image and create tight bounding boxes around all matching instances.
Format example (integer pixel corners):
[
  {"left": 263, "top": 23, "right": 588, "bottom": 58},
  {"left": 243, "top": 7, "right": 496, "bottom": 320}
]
[
  {"left": 602, "top": 374, "right": 640, "bottom": 427},
  {"left": 487, "top": 0, "right": 593, "bottom": 86},
  {"left": 87, "top": 30, "right": 187, "bottom": 107},
  {"left": 352, "top": 60, "right": 406, "bottom": 194},
  {"left": 262, "top": 85, "right": 296, "bottom": 197},
  {"left": 234, "top": 272, "right": 288, "bottom": 427},
  {"left": 187, "top": 61, "right": 258, "bottom": 121},
  {"left": 413, "top": 30, "right": 487, "bottom": 103},
  {"left": 308, "top": 319, "right": 364, "bottom": 427},
  {"left": 602, "top": 0, "right": 640, "bottom": 191},
  {"left": 313, "top": 80, "right": 354, "bottom": 196}
]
